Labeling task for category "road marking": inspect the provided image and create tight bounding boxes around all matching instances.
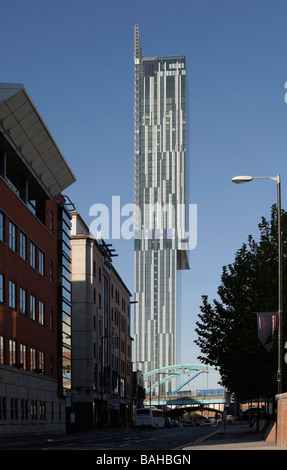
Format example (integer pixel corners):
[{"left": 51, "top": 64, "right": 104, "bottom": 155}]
[{"left": 172, "top": 428, "right": 222, "bottom": 450}]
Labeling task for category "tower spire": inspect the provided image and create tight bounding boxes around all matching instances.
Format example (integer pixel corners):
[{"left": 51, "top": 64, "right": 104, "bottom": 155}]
[{"left": 134, "top": 24, "right": 143, "bottom": 60}]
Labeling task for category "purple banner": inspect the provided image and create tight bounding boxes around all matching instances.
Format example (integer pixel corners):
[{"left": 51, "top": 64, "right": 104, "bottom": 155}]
[{"left": 257, "top": 312, "right": 278, "bottom": 352}]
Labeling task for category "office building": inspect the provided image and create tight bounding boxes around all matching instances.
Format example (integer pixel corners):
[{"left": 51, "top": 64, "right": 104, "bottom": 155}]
[
  {"left": 71, "top": 212, "right": 133, "bottom": 430},
  {"left": 133, "top": 26, "right": 189, "bottom": 396},
  {"left": 0, "top": 84, "right": 76, "bottom": 434}
]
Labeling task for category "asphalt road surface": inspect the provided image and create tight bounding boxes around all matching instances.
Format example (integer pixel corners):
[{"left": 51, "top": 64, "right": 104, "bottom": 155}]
[{"left": 0, "top": 425, "right": 218, "bottom": 450}]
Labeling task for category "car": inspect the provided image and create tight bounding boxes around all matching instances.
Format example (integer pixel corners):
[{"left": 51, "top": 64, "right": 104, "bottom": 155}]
[
  {"left": 201, "top": 419, "right": 211, "bottom": 426},
  {"left": 208, "top": 418, "right": 216, "bottom": 425},
  {"left": 170, "top": 419, "right": 179, "bottom": 427},
  {"left": 164, "top": 417, "right": 171, "bottom": 428},
  {"left": 183, "top": 420, "right": 194, "bottom": 427}
]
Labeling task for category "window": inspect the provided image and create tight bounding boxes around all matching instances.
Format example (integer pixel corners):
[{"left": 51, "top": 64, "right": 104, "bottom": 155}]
[
  {"left": 9, "top": 281, "right": 16, "bottom": 309},
  {"left": 50, "top": 355, "right": 54, "bottom": 376},
  {"left": 50, "top": 259, "right": 53, "bottom": 283},
  {"left": 9, "top": 221, "right": 16, "bottom": 252},
  {"left": 39, "top": 351, "right": 45, "bottom": 373},
  {"left": 19, "top": 288, "right": 27, "bottom": 315},
  {"left": 50, "top": 211, "right": 54, "bottom": 234},
  {"left": 50, "top": 307, "right": 53, "bottom": 330},
  {"left": 0, "top": 212, "right": 4, "bottom": 242},
  {"left": 30, "top": 295, "right": 36, "bottom": 321},
  {"left": 20, "top": 232, "right": 27, "bottom": 261},
  {"left": 0, "top": 336, "right": 5, "bottom": 364},
  {"left": 39, "top": 250, "right": 45, "bottom": 276},
  {"left": 20, "top": 344, "right": 27, "bottom": 369},
  {"left": 9, "top": 339, "right": 16, "bottom": 366},
  {"left": 30, "top": 400, "right": 37, "bottom": 419},
  {"left": 121, "top": 317, "right": 126, "bottom": 333},
  {"left": 40, "top": 401, "right": 46, "bottom": 420},
  {"left": 21, "top": 399, "right": 28, "bottom": 420},
  {"left": 0, "top": 397, "right": 7, "bottom": 420},
  {"left": 39, "top": 301, "right": 45, "bottom": 325},
  {"left": 30, "top": 348, "right": 36, "bottom": 370},
  {"left": 30, "top": 242, "right": 36, "bottom": 269},
  {"left": 10, "top": 398, "right": 18, "bottom": 420},
  {"left": 0, "top": 274, "right": 4, "bottom": 303}
]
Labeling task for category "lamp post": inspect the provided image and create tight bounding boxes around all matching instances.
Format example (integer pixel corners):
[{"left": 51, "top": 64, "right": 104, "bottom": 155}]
[
  {"left": 143, "top": 378, "right": 152, "bottom": 407},
  {"left": 157, "top": 371, "right": 180, "bottom": 408},
  {"left": 232, "top": 175, "right": 283, "bottom": 394}
]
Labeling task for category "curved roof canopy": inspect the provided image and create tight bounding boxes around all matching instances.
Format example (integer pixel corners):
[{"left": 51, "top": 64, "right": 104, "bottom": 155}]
[{"left": 0, "top": 83, "right": 76, "bottom": 198}]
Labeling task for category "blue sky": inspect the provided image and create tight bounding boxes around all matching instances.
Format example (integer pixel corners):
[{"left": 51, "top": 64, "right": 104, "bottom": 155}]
[{"left": 2, "top": 0, "right": 287, "bottom": 389}]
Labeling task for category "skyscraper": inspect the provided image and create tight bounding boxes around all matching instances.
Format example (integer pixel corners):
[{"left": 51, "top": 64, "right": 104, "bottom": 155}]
[{"left": 133, "top": 26, "right": 189, "bottom": 396}]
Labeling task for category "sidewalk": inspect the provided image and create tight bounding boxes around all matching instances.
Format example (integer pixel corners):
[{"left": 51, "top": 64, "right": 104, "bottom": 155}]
[{"left": 184, "top": 423, "right": 287, "bottom": 450}]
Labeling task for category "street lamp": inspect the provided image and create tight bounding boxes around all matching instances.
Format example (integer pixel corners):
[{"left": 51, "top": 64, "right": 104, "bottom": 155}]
[
  {"left": 232, "top": 175, "right": 283, "bottom": 394},
  {"left": 143, "top": 378, "right": 152, "bottom": 407},
  {"left": 157, "top": 371, "right": 180, "bottom": 408}
]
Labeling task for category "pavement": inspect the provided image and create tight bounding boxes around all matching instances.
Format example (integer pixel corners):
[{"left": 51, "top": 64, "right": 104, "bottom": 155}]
[{"left": 184, "top": 423, "right": 287, "bottom": 451}]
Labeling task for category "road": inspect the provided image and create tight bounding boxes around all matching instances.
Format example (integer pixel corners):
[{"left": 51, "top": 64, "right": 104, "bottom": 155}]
[{"left": 0, "top": 425, "right": 219, "bottom": 450}]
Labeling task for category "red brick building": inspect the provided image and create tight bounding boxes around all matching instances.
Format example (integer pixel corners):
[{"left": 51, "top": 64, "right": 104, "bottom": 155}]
[{"left": 0, "top": 83, "right": 76, "bottom": 434}]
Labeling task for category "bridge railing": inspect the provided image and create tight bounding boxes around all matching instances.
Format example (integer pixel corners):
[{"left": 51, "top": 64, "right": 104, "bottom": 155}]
[
  {"left": 144, "top": 389, "right": 228, "bottom": 406},
  {"left": 176, "top": 388, "right": 226, "bottom": 398}
]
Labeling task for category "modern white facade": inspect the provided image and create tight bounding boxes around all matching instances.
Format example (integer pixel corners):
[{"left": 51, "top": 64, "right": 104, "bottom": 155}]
[{"left": 133, "top": 26, "right": 189, "bottom": 396}]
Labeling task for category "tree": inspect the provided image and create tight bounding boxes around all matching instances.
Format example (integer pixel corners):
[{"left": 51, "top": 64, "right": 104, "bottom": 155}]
[{"left": 195, "top": 205, "right": 287, "bottom": 402}]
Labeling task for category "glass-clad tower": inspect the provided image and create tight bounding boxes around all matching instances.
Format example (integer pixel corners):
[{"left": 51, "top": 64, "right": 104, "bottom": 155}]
[{"left": 133, "top": 25, "right": 189, "bottom": 396}]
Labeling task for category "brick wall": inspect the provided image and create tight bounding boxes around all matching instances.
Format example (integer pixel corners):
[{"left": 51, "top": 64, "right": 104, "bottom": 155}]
[{"left": 276, "top": 392, "right": 287, "bottom": 447}]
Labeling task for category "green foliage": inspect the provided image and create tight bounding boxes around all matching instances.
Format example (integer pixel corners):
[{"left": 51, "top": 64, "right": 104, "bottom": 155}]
[{"left": 195, "top": 205, "right": 287, "bottom": 402}]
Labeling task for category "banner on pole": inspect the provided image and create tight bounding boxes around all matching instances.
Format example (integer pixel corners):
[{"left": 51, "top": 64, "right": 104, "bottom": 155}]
[{"left": 257, "top": 312, "right": 278, "bottom": 352}]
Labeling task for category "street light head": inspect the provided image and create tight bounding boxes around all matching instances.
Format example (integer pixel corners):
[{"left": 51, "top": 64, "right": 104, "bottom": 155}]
[{"left": 232, "top": 175, "right": 253, "bottom": 184}]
